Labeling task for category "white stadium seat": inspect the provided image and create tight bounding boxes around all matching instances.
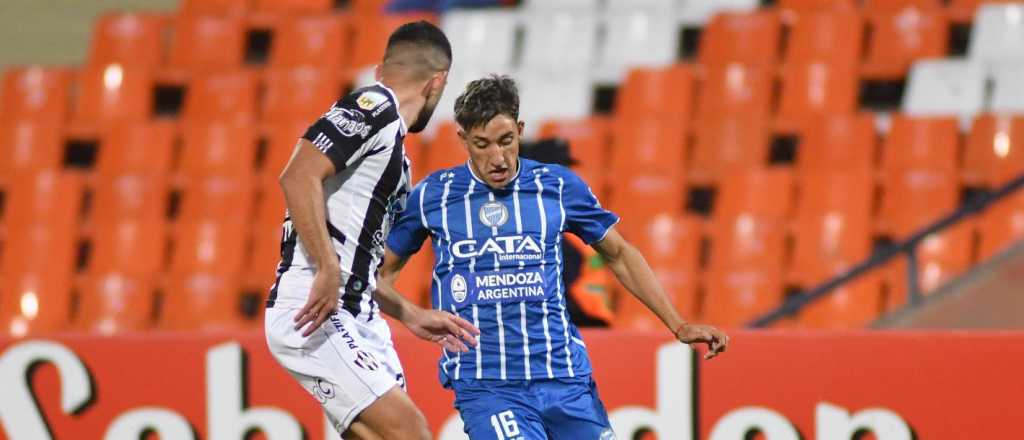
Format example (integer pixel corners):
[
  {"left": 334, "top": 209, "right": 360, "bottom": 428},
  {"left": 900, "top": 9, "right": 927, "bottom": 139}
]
[
  {"left": 519, "top": 11, "right": 599, "bottom": 73},
  {"left": 678, "top": 0, "right": 760, "bottom": 25},
  {"left": 515, "top": 72, "right": 593, "bottom": 139},
  {"left": 606, "top": 0, "right": 676, "bottom": 10},
  {"left": 520, "top": 0, "right": 600, "bottom": 11},
  {"left": 969, "top": 4, "right": 1024, "bottom": 68},
  {"left": 442, "top": 10, "right": 519, "bottom": 72},
  {"left": 991, "top": 63, "right": 1024, "bottom": 113},
  {"left": 597, "top": 9, "right": 677, "bottom": 82},
  {"left": 902, "top": 59, "right": 987, "bottom": 130}
]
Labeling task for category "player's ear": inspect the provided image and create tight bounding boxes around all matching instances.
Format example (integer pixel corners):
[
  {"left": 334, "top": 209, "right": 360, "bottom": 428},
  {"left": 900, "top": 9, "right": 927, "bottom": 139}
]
[
  {"left": 517, "top": 120, "right": 525, "bottom": 137},
  {"left": 374, "top": 64, "right": 384, "bottom": 82}
]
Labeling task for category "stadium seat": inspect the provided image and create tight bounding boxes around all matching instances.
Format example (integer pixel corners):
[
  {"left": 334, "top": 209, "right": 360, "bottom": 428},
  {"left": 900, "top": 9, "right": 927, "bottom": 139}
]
[
  {"left": 426, "top": 122, "right": 467, "bottom": 172},
  {"left": 698, "top": 11, "right": 782, "bottom": 68},
  {"left": 968, "top": 4, "right": 1024, "bottom": 68},
  {"left": 403, "top": 133, "right": 427, "bottom": 181},
  {"left": 678, "top": 0, "right": 760, "bottom": 25},
  {"left": 777, "top": 0, "right": 857, "bottom": 14},
  {"left": 262, "top": 119, "right": 309, "bottom": 180},
  {"left": 90, "top": 174, "right": 170, "bottom": 223},
  {"left": 519, "top": 10, "right": 598, "bottom": 73},
  {"left": 990, "top": 63, "right": 1024, "bottom": 114},
  {"left": 179, "top": 0, "right": 250, "bottom": 16},
  {"left": 168, "top": 14, "right": 247, "bottom": 71},
  {"left": 783, "top": 9, "right": 863, "bottom": 66},
  {"left": 179, "top": 122, "right": 259, "bottom": 180},
  {"left": 95, "top": 121, "right": 176, "bottom": 177},
  {"left": 4, "top": 171, "right": 85, "bottom": 231},
  {"left": 0, "top": 120, "right": 64, "bottom": 175},
  {"left": 881, "top": 115, "right": 960, "bottom": 175},
  {"left": 702, "top": 269, "right": 784, "bottom": 327},
  {"left": 881, "top": 170, "right": 960, "bottom": 236},
  {"left": 708, "top": 210, "right": 788, "bottom": 274},
  {"left": 520, "top": 0, "right": 598, "bottom": 10},
  {"left": 798, "top": 275, "right": 884, "bottom": 329},
  {"left": 269, "top": 14, "right": 349, "bottom": 69},
  {"left": 964, "top": 114, "right": 1024, "bottom": 186},
  {"left": 182, "top": 71, "right": 259, "bottom": 123},
  {"left": 88, "top": 219, "right": 167, "bottom": 276},
  {"left": 253, "top": 0, "right": 334, "bottom": 13},
  {"left": 796, "top": 113, "right": 877, "bottom": 174},
  {"left": 862, "top": 7, "right": 948, "bottom": 79},
  {"left": 76, "top": 272, "right": 157, "bottom": 333},
  {"left": 262, "top": 67, "right": 345, "bottom": 123},
  {"left": 902, "top": 59, "right": 986, "bottom": 128},
  {"left": 886, "top": 222, "right": 973, "bottom": 307},
  {"left": 609, "top": 119, "right": 686, "bottom": 179},
  {"left": 690, "top": 114, "right": 771, "bottom": 182},
  {"left": 248, "top": 177, "right": 286, "bottom": 290},
  {"left": 353, "top": 0, "right": 391, "bottom": 15},
  {"left": 349, "top": 13, "right": 437, "bottom": 69},
  {"left": 776, "top": 62, "right": 859, "bottom": 132},
  {"left": 538, "top": 117, "right": 610, "bottom": 187},
  {"left": 715, "top": 168, "right": 795, "bottom": 221},
  {"left": 979, "top": 191, "right": 1024, "bottom": 259},
  {"left": 515, "top": 73, "right": 593, "bottom": 139},
  {"left": 598, "top": 8, "right": 677, "bottom": 80},
  {"left": 862, "top": 0, "right": 942, "bottom": 13},
  {"left": 87, "top": 12, "right": 166, "bottom": 67},
  {"left": 160, "top": 273, "right": 248, "bottom": 330},
  {"left": 0, "top": 244, "right": 76, "bottom": 336},
  {"left": 74, "top": 64, "right": 153, "bottom": 125},
  {"left": 791, "top": 171, "right": 875, "bottom": 285},
  {"left": 171, "top": 219, "right": 249, "bottom": 275},
  {"left": 178, "top": 177, "right": 257, "bottom": 224},
  {"left": 697, "top": 64, "right": 773, "bottom": 118},
  {"left": 608, "top": 175, "right": 687, "bottom": 234},
  {"left": 393, "top": 247, "right": 435, "bottom": 307},
  {"left": 614, "top": 65, "right": 695, "bottom": 128},
  {"left": 442, "top": 10, "right": 518, "bottom": 71},
  {"left": 1, "top": 67, "right": 73, "bottom": 123},
  {"left": 949, "top": 0, "right": 1021, "bottom": 23}
]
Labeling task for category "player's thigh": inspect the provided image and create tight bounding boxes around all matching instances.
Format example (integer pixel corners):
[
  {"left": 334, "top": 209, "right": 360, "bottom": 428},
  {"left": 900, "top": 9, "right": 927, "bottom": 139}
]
[
  {"left": 541, "top": 377, "right": 615, "bottom": 440},
  {"left": 454, "top": 383, "right": 547, "bottom": 440},
  {"left": 348, "top": 385, "right": 430, "bottom": 440}
]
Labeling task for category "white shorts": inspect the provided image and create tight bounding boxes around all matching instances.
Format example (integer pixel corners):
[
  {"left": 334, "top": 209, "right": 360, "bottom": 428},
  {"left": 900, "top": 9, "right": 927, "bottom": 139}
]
[{"left": 265, "top": 306, "right": 406, "bottom": 434}]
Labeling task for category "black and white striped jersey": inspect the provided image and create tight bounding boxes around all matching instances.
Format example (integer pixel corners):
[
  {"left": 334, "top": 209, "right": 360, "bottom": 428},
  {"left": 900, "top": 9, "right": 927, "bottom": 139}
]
[{"left": 267, "top": 82, "right": 412, "bottom": 320}]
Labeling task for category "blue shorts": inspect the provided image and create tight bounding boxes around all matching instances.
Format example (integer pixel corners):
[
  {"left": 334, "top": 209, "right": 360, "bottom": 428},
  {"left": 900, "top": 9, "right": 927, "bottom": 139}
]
[{"left": 451, "top": 375, "right": 615, "bottom": 440}]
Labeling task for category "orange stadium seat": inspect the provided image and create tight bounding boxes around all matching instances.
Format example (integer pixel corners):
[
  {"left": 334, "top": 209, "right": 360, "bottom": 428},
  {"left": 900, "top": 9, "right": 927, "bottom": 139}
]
[
  {"left": 168, "top": 14, "right": 247, "bottom": 71},
  {"left": 0, "top": 120, "right": 64, "bottom": 175},
  {"left": 171, "top": 219, "right": 249, "bottom": 275},
  {"left": 179, "top": 0, "right": 250, "bottom": 16},
  {"left": 784, "top": 10, "right": 863, "bottom": 66},
  {"left": 393, "top": 247, "right": 436, "bottom": 307},
  {"left": 882, "top": 115, "right": 960, "bottom": 175},
  {"left": 614, "top": 65, "right": 695, "bottom": 125},
  {"left": 87, "top": 12, "right": 166, "bottom": 67},
  {"left": 796, "top": 113, "right": 877, "bottom": 174},
  {"left": 404, "top": 133, "right": 427, "bottom": 181},
  {"left": 791, "top": 171, "right": 875, "bottom": 285},
  {"left": 1, "top": 67, "right": 73, "bottom": 122},
  {"left": 609, "top": 175, "right": 687, "bottom": 237},
  {"left": 979, "top": 191, "right": 1024, "bottom": 259},
  {"left": 351, "top": 0, "right": 389, "bottom": 15},
  {"left": 609, "top": 119, "right": 685, "bottom": 179},
  {"left": 349, "top": 13, "right": 437, "bottom": 69},
  {"left": 179, "top": 122, "right": 259, "bottom": 179},
  {"left": 538, "top": 118, "right": 609, "bottom": 188},
  {"left": 91, "top": 174, "right": 169, "bottom": 225},
  {"left": 88, "top": 218, "right": 167, "bottom": 276},
  {"left": 427, "top": 122, "right": 468, "bottom": 172},
  {"left": 182, "top": 71, "right": 259, "bottom": 123},
  {"left": 4, "top": 171, "right": 84, "bottom": 231},
  {"left": 262, "top": 119, "right": 308, "bottom": 179},
  {"left": 76, "top": 272, "right": 157, "bottom": 333},
  {"left": 862, "top": 0, "right": 943, "bottom": 13},
  {"left": 715, "top": 168, "right": 795, "bottom": 221},
  {"left": 798, "top": 275, "right": 884, "bottom": 329},
  {"left": 248, "top": 177, "right": 286, "bottom": 290},
  {"left": 709, "top": 212, "right": 788, "bottom": 274},
  {"left": 74, "top": 64, "right": 153, "bottom": 125},
  {"left": 262, "top": 67, "right": 345, "bottom": 123},
  {"left": 881, "top": 170, "right": 960, "bottom": 236},
  {"left": 698, "top": 11, "right": 782, "bottom": 68},
  {"left": 778, "top": 0, "right": 857, "bottom": 13},
  {"left": 178, "top": 177, "right": 257, "bottom": 223},
  {"left": 615, "top": 214, "right": 702, "bottom": 330},
  {"left": 703, "top": 269, "right": 784, "bottom": 327},
  {"left": 964, "top": 114, "right": 1024, "bottom": 186},
  {"left": 776, "top": 62, "right": 859, "bottom": 132},
  {"left": 885, "top": 222, "right": 974, "bottom": 308},
  {"left": 690, "top": 114, "right": 771, "bottom": 182},
  {"left": 697, "top": 64, "right": 774, "bottom": 118},
  {"left": 863, "top": 7, "right": 949, "bottom": 79},
  {"left": 95, "top": 121, "right": 175, "bottom": 177},
  {"left": 254, "top": 0, "right": 334, "bottom": 14},
  {"left": 270, "top": 14, "right": 349, "bottom": 69},
  {"left": 0, "top": 238, "right": 76, "bottom": 336},
  {"left": 160, "top": 273, "right": 247, "bottom": 330}
]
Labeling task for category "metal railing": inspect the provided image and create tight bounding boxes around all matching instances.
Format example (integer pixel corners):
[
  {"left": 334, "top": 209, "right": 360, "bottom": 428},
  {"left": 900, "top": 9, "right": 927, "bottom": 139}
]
[{"left": 748, "top": 172, "right": 1024, "bottom": 328}]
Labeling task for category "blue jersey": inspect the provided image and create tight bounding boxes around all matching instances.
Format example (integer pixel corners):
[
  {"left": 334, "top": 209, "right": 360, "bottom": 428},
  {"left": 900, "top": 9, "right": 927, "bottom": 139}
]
[{"left": 386, "top": 158, "right": 619, "bottom": 384}]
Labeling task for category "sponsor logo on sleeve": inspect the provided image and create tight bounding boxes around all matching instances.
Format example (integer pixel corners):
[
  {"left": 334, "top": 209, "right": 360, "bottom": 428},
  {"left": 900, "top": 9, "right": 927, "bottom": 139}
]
[
  {"left": 356, "top": 91, "right": 387, "bottom": 110},
  {"left": 323, "top": 107, "right": 372, "bottom": 138}
]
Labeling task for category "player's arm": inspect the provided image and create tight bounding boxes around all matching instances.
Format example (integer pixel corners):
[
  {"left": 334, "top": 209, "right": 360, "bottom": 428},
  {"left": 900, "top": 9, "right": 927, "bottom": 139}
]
[
  {"left": 280, "top": 139, "right": 342, "bottom": 336},
  {"left": 375, "top": 248, "right": 479, "bottom": 352},
  {"left": 593, "top": 229, "right": 729, "bottom": 359}
]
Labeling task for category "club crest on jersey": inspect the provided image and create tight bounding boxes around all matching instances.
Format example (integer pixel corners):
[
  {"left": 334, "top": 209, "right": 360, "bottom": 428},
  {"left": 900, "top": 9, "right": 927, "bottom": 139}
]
[
  {"left": 451, "top": 274, "right": 468, "bottom": 303},
  {"left": 599, "top": 429, "right": 617, "bottom": 440},
  {"left": 479, "top": 201, "right": 509, "bottom": 228},
  {"left": 356, "top": 91, "right": 387, "bottom": 110},
  {"left": 353, "top": 350, "right": 380, "bottom": 371}
]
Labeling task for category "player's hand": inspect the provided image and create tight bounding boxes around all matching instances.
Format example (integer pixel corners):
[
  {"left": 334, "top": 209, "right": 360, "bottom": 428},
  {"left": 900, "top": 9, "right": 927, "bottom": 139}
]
[
  {"left": 404, "top": 309, "right": 480, "bottom": 353},
  {"left": 294, "top": 268, "right": 342, "bottom": 337},
  {"left": 676, "top": 324, "right": 729, "bottom": 360}
]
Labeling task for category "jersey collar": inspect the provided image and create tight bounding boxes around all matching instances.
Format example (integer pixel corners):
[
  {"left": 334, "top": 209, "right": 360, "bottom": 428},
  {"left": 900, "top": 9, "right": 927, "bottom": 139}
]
[
  {"left": 465, "top": 158, "right": 523, "bottom": 189},
  {"left": 376, "top": 82, "right": 407, "bottom": 135}
]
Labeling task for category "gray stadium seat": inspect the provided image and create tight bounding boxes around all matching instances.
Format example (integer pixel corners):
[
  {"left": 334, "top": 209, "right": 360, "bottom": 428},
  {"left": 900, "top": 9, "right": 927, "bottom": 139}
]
[
  {"left": 902, "top": 58, "right": 987, "bottom": 130},
  {"left": 990, "top": 63, "right": 1024, "bottom": 113},
  {"left": 441, "top": 10, "right": 519, "bottom": 71},
  {"left": 678, "top": 0, "right": 760, "bottom": 25},
  {"left": 519, "top": 11, "right": 599, "bottom": 73},
  {"left": 969, "top": 4, "right": 1024, "bottom": 68},
  {"left": 596, "top": 8, "right": 677, "bottom": 82}
]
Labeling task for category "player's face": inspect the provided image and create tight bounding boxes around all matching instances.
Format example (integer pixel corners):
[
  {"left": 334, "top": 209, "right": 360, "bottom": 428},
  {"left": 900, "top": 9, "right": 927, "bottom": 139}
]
[
  {"left": 409, "top": 71, "right": 448, "bottom": 133},
  {"left": 461, "top": 114, "right": 523, "bottom": 189}
]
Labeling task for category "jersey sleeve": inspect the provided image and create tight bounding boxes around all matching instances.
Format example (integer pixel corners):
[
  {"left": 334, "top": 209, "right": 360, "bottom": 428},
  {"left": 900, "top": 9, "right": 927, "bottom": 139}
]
[
  {"left": 562, "top": 170, "right": 620, "bottom": 244},
  {"left": 386, "top": 180, "right": 431, "bottom": 257},
  {"left": 302, "top": 87, "right": 399, "bottom": 172}
]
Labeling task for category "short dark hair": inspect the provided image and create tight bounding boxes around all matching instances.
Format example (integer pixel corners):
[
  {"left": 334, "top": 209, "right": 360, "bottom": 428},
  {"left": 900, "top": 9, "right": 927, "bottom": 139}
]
[
  {"left": 384, "top": 21, "right": 452, "bottom": 72},
  {"left": 454, "top": 75, "right": 520, "bottom": 131}
]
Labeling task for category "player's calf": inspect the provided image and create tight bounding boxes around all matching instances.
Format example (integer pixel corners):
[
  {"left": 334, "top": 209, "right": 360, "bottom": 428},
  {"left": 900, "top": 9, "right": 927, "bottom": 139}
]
[{"left": 351, "top": 386, "right": 431, "bottom": 440}]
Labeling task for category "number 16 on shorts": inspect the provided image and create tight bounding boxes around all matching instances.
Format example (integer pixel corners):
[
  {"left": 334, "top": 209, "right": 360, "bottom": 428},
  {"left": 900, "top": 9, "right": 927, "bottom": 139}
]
[{"left": 490, "top": 410, "right": 523, "bottom": 440}]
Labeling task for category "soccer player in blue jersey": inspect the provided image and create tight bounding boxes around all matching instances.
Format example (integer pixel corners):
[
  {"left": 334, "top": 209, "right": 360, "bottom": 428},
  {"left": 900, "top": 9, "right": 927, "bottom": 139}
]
[{"left": 374, "top": 75, "right": 729, "bottom": 439}]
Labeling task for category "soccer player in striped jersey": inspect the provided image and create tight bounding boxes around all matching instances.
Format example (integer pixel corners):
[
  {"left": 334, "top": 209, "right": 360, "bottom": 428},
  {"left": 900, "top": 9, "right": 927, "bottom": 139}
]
[
  {"left": 377, "top": 75, "right": 729, "bottom": 439},
  {"left": 264, "top": 22, "right": 479, "bottom": 440}
]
